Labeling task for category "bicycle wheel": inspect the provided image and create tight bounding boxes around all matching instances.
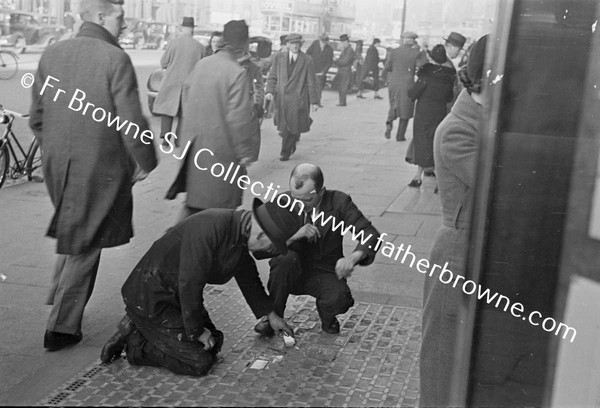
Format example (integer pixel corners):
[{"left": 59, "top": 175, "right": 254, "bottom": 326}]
[
  {"left": 0, "top": 144, "right": 9, "bottom": 188},
  {"left": 25, "top": 138, "right": 43, "bottom": 182},
  {"left": 0, "top": 51, "right": 18, "bottom": 80}
]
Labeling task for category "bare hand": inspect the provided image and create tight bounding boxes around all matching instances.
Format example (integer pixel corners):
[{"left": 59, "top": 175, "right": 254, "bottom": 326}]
[
  {"left": 311, "top": 104, "right": 319, "bottom": 112},
  {"left": 265, "top": 93, "right": 273, "bottom": 101},
  {"left": 197, "top": 328, "right": 215, "bottom": 351},
  {"left": 289, "top": 223, "right": 321, "bottom": 244},
  {"left": 335, "top": 257, "right": 356, "bottom": 280},
  {"left": 239, "top": 157, "right": 254, "bottom": 168},
  {"left": 268, "top": 311, "right": 294, "bottom": 337}
]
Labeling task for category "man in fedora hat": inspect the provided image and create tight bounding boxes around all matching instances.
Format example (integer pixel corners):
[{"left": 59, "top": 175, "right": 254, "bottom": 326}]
[
  {"left": 383, "top": 31, "right": 427, "bottom": 141},
  {"left": 266, "top": 32, "right": 319, "bottom": 161},
  {"left": 306, "top": 33, "right": 334, "bottom": 106},
  {"left": 100, "top": 198, "right": 298, "bottom": 376},
  {"left": 333, "top": 33, "right": 356, "bottom": 106},
  {"left": 154, "top": 16, "right": 206, "bottom": 147},
  {"left": 443, "top": 31, "right": 467, "bottom": 106},
  {"left": 166, "top": 20, "right": 257, "bottom": 220}
]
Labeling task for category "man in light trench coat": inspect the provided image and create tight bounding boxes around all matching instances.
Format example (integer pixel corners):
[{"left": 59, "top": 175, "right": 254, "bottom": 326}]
[
  {"left": 153, "top": 16, "right": 205, "bottom": 146},
  {"left": 29, "top": 0, "right": 158, "bottom": 352},
  {"left": 265, "top": 33, "right": 319, "bottom": 161}
]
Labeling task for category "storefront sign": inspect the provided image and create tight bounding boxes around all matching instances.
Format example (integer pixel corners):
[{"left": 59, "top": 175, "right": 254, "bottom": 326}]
[{"left": 261, "top": 0, "right": 293, "bottom": 12}]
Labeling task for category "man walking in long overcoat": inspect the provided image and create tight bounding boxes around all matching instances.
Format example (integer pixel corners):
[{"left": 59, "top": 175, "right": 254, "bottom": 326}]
[
  {"left": 153, "top": 16, "right": 205, "bottom": 146},
  {"left": 357, "top": 38, "right": 383, "bottom": 100},
  {"left": 384, "top": 31, "right": 427, "bottom": 141},
  {"left": 306, "top": 33, "right": 334, "bottom": 107},
  {"left": 333, "top": 34, "right": 356, "bottom": 106},
  {"left": 29, "top": 0, "right": 157, "bottom": 351},
  {"left": 167, "top": 20, "right": 256, "bottom": 220},
  {"left": 100, "top": 198, "right": 298, "bottom": 376},
  {"left": 265, "top": 33, "right": 319, "bottom": 161}
]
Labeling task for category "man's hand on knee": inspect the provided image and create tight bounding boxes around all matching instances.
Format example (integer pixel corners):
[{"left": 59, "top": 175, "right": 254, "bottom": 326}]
[
  {"left": 268, "top": 311, "right": 295, "bottom": 337},
  {"left": 197, "top": 328, "right": 216, "bottom": 351}
]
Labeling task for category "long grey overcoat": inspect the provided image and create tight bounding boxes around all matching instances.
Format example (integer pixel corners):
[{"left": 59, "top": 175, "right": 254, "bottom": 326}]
[
  {"left": 265, "top": 50, "right": 318, "bottom": 135},
  {"left": 153, "top": 35, "right": 206, "bottom": 117},
  {"left": 385, "top": 44, "right": 427, "bottom": 119},
  {"left": 180, "top": 47, "right": 255, "bottom": 210},
  {"left": 29, "top": 22, "right": 157, "bottom": 255}
]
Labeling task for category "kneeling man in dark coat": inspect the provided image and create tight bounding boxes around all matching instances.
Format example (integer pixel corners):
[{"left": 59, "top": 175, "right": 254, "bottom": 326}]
[{"left": 100, "top": 198, "right": 298, "bottom": 376}]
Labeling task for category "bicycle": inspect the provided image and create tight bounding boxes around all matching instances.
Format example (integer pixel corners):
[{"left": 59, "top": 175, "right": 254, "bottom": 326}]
[
  {"left": 0, "top": 105, "right": 43, "bottom": 188},
  {"left": 0, "top": 50, "right": 19, "bottom": 80}
]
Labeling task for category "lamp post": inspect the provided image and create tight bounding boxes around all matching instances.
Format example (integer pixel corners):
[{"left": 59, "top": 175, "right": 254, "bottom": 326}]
[{"left": 401, "top": 0, "right": 406, "bottom": 34}]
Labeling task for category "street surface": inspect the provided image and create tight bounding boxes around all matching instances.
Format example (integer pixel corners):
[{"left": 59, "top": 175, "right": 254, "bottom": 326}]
[{"left": 0, "top": 48, "right": 442, "bottom": 406}]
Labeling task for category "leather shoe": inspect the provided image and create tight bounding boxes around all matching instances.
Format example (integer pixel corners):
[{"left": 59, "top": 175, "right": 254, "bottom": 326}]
[
  {"left": 336, "top": 103, "right": 346, "bottom": 106},
  {"left": 279, "top": 155, "right": 289, "bottom": 161},
  {"left": 100, "top": 315, "right": 135, "bottom": 364},
  {"left": 408, "top": 179, "right": 422, "bottom": 188},
  {"left": 321, "top": 318, "right": 341, "bottom": 335},
  {"left": 44, "top": 330, "right": 82, "bottom": 352},
  {"left": 254, "top": 316, "right": 275, "bottom": 337},
  {"left": 374, "top": 95, "right": 383, "bottom": 100},
  {"left": 357, "top": 94, "right": 365, "bottom": 99},
  {"left": 424, "top": 170, "right": 436, "bottom": 177}
]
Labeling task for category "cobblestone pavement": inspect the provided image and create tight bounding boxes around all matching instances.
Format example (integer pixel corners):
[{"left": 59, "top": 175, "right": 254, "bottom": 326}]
[{"left": 39, "top": 285, "right": 421, "bottom": 407}]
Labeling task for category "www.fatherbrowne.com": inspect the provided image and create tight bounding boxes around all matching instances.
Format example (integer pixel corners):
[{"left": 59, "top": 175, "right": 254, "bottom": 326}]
[{"left": 32, "top": 75, "right": 578, "bottom": 343}]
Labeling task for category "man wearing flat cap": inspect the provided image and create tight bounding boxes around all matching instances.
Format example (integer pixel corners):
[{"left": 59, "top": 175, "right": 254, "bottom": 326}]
[
  {"left": 100, "top": 198, "right": 299, "bottom": 376},
  {"left": 306, "top": 33, "right": 334, "bottom": 107},
  {"left": 266, "top": 32, "right": 319, "bottom": 161},
  {"left": 333, "top": 33, "right": 356, "bottom": 106},
  {"left": 384, "top": 31, "right": 427, "bottom": 141},
  {"left": 154, "top": 16, "right": 206, "bottom": 147}
]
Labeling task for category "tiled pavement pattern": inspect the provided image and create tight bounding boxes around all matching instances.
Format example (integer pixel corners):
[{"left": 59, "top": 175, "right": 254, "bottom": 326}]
[{"left": 39, "top": 284, "right": 421, "bottom": 407}]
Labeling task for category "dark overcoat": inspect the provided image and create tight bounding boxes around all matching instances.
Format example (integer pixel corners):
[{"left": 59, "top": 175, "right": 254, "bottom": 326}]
[
  {"left": 265, "top": 50, "right": 318, "bottom": 134},
  {"left": 407, "top": 63, "right": 456, "bottom": 167},
  {"left": 153, "top": 35, "right": 206, "bottom": 117},
  {"left": 29, "top": 22, "right": 157, "bottom": 255},
  {"left": 306, "top": 40, "right": 334, "bottom": 75},
  {"left": 384, "top": 44, "right": 427, "bottom": 119},
  {"left": 122, "top": 209, "right": 273, "bottom": 341},
  {"left": 180, "top": 47, "right": 255, "bottom": 210}
]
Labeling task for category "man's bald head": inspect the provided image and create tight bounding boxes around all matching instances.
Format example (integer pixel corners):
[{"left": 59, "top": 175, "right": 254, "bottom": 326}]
[{"left": 290, "top": 163, "right": 324, "bottom": 192}]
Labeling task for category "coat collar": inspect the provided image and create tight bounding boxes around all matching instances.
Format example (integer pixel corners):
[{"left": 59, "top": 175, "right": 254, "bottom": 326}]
[
  {"left": 285, "top": 50, "right": 305, "bottom": 81},
  {"left": 451, "top": 89, "right": 483, "bottom": 128},
  {"left": 76, "top": 21, "right": 121, "bottom": 48}
]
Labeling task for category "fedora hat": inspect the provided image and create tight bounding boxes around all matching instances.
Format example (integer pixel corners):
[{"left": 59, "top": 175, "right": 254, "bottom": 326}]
[
  {"left": 181, "top": 17, "right": 196, "bottom": 28},
  {"left": 339, "top": 33, "right": 349, "bottom": 42},
  {"left": 223, "top": 20, "right": 249, "bottom": 46},
  {"left": 444, "top": 32, "right": 466, "bottom": 49},
  {"left": 252, "top": 198, "right": 301, "bottom": 255},
  {"left": 286, "top": 33, "right": 303, "bottom": 44}
]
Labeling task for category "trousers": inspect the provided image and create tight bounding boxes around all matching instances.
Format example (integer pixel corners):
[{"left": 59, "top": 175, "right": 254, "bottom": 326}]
[
  {"left": 46, "top": 247, "right": 102, "bottom": 334},
  {"left": 280, "top": 128, "right": 299, "bottom": 159},
  {"left": 267, "top": 250, "right": 354, "bottom": 325},
  {"left": 336, "top": 68, "right": 352, "bottom": 105}
]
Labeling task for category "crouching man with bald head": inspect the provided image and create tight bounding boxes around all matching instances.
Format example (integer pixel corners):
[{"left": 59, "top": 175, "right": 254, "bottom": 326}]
[
  {"left": 254, "top": 163, "right": 381, "bottom": 335},
  {"left": 100, "top": 199, "right": 297, "bottom": 376}
]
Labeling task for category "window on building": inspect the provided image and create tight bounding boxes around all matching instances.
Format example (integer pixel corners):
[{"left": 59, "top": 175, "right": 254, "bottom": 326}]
[{"left": 282, "top": 16, "right": 290, "bottom": 31}]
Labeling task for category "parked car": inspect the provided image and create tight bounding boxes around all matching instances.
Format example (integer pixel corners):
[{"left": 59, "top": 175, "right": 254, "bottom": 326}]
[
  {"left": 119, "top": 21, "right": 178, "bottom": 50},
  {"left": 0, "top": 8, "right": 67, "bottom": 54}
]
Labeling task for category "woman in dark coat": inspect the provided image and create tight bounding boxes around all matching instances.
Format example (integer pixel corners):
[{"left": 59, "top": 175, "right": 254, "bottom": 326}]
[
  {"left": 406, "top": 44, "right": 456, "bottom": 187},
  {"left": 206, "top": 31, "right": 222, "bottom": 55},
  {"left": 419, "top": 35, "right": 488, "bottom": 407}
]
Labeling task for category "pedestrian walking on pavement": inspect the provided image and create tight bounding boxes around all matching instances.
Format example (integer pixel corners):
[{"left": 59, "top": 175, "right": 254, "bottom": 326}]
[
  {"left": 357, "top": 38, "right": 383, "bottom": 100},
  {"left": 306, "top": 33, "right": 334, "bottom": 107},
  {"left": 420, "top": 35, "right": 488, "bottom": 407},
  {"left": 265, "top": 33, "right": 319, "bottom": 161},
  {"left": 333, "top": 34, "right": 356, "bottom": 106},
  {"left": 237, "top": 46, "right": 265, "bottom": 162},
  {"left": 153, "top": 17, "right": 206, "bottom": 147},
  {"left": 383, "top": 31, "right": 428, "bottom": 141},
  {"left": 165, "top": 20, "right": 257, "bottom": 221},
  {"left": 405, "top": 44, "right": 456, "bottom": 188},
  {"left": 254, "top": 163, "right": 381, "bottom": 336},
  {"left": 29, "top": 0, "right": 158, "bottom": 352},
  {"left": 100, "top": 199, "right": 297, "bottom": 377}
]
